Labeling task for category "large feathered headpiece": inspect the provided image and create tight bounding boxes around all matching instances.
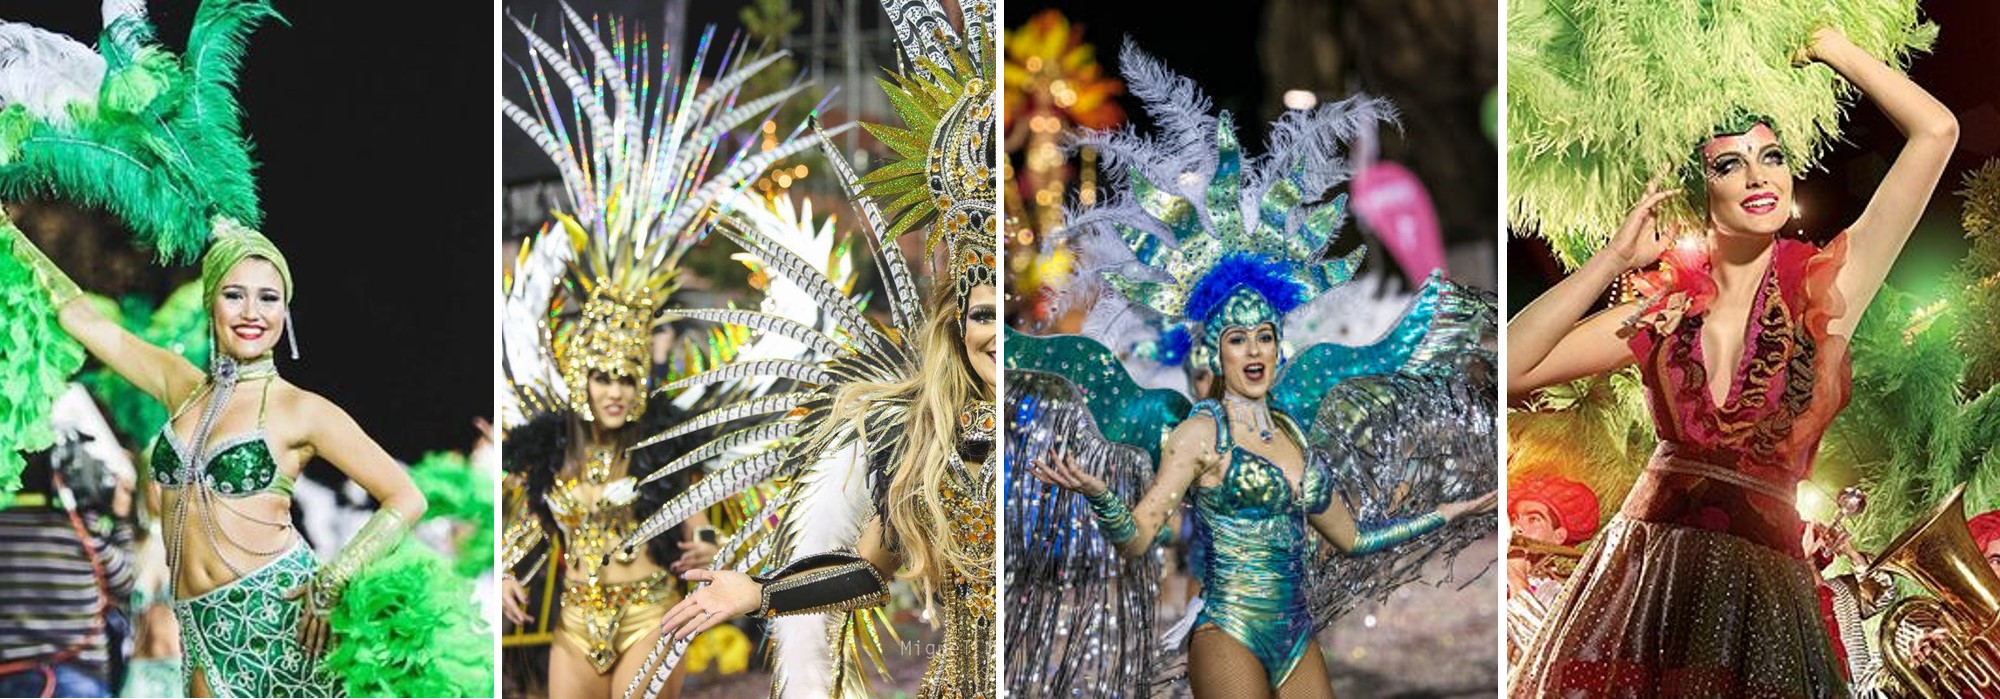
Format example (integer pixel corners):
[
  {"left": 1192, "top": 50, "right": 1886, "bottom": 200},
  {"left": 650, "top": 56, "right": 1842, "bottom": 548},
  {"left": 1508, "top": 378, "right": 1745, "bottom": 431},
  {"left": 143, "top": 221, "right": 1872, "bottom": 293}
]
[
  {"left": 500, "top": 4, "right": 847, "bottom": 422},
  {"left": 1060, "top": 40, "right": 1390, "bottom": 370},
  {"left": 863, "top": 0, "right": 996, "bottom": 325},
  {"left": 0, "top": 0, "right": 276, "bottom": 264},
  {"left": 1507, "top": 0, "right": 1935, "bottom": 268}
]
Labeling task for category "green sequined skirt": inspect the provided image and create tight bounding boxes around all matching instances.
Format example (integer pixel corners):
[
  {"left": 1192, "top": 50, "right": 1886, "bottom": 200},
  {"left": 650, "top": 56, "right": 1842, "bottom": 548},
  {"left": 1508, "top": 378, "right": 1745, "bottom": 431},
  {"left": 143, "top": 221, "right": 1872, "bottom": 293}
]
[{"left": 171, "top": 543, "right": 341, "bottom": 697}]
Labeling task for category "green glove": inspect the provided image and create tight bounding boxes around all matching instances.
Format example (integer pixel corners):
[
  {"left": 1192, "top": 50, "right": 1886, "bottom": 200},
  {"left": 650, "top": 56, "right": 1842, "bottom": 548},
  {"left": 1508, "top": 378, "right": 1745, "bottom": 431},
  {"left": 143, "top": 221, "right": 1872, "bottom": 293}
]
[
  {"left": 309, "top": 508, "right": 410, "bottom": 614},
  {"left": 4, "top": 219, "right": 82, "bottom": 311}
]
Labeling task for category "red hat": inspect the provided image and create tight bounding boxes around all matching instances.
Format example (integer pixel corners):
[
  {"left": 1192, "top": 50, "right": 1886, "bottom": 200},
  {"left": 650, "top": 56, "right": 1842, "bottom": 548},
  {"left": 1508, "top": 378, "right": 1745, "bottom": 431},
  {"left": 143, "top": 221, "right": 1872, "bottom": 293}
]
[
  {"left": 1509, "top": 475, "right": 1601, "bottom": 546},
  {"left": 1970, "top": 509, "right": 2000, "bottom": 553}
]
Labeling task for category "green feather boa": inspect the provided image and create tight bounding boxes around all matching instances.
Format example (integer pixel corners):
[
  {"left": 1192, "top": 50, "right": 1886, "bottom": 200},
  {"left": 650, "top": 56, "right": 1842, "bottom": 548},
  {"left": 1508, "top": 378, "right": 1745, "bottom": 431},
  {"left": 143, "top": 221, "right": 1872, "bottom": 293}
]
[
  {"left": 408, "top": 451, "right": 496, "bottom": 579},
  {"left": 324, "top": 539, "right": 494, "bottom": 697},
  {"left": 0, "top": 232, "right": 85, "bottom": 501},
  {"left": 1508, "top": 0, "right": 1934, "bottom": 268}
]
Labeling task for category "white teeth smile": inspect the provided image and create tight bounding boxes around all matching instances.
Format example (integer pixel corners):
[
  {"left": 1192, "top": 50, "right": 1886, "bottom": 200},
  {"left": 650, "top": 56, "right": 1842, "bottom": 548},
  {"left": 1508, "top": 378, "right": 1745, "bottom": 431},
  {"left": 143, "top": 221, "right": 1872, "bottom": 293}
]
[{"left": 1741, "top": 193, "right": 1778, "bottom": 214}]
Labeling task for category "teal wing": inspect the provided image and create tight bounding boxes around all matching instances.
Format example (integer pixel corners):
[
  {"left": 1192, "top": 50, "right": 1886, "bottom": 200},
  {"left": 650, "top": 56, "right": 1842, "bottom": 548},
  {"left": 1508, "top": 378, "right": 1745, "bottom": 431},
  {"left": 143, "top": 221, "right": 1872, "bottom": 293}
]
[
  {"left": 1269, "top": 273, "right": 1445, "bottom": 422},
  {"left": 1004, "top": 327, "right": 1190, "bottom": 464}
]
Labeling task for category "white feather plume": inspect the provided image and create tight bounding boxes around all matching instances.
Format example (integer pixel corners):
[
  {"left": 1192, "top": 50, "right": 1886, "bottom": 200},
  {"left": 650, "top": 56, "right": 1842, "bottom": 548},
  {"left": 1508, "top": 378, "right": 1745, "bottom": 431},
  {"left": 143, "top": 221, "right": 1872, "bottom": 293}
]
[
  {"left": 500, "top": 226, "right": 573, "bottom": 428},
  {"left": 0, "top": 22, "right": 105, "bottom": 128},
  {"left": 768, "top": 442, "right": 872, "bottom": 698}
]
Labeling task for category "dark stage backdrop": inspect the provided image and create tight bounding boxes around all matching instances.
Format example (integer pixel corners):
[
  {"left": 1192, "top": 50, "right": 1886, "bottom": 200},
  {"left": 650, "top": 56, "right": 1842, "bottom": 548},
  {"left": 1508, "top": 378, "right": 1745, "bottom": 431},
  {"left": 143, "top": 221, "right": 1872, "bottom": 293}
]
[
  {"left": 2, "top": 2, "right": 493, "bottom": 469},
  {"left": 1003, "top": 0, "right": 1498, "bottom": 255}
]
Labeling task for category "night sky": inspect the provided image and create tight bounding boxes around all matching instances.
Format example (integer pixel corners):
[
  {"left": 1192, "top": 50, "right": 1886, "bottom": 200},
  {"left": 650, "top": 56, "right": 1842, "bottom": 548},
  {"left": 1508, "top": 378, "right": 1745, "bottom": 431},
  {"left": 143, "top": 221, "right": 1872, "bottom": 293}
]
[
  {"left": 4, "top": 2, "right": 493, "bottom": 464},
  {"left": 1004, "top": 0, "right": 1272, "bottom": 155}
]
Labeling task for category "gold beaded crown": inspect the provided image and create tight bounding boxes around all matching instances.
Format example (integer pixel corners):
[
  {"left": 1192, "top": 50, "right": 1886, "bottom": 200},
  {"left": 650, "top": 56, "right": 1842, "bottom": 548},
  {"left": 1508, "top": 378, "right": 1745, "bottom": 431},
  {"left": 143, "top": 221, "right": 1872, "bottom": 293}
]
[{"left": 557, "top": 282, "right": 657, "bottom": 419}]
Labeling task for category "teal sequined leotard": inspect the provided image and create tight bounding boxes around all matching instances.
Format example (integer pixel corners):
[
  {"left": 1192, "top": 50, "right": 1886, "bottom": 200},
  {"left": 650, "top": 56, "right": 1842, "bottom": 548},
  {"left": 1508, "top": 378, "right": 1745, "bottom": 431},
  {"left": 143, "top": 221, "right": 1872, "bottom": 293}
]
[{"left": 1185, "top": 400, "right": 1334, "bottom": 687}]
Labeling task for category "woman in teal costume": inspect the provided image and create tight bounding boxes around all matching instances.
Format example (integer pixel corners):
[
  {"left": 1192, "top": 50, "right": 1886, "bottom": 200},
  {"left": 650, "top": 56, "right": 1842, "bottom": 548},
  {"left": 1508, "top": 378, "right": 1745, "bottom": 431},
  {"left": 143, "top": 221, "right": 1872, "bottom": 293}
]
[
  {"left": 1034, "top": 287, "right": 1492, "bottom": 697},
  {"left": 9, "top": 220, "right": 426, "bottom": 697},
  {"left": 1025, "top": 43, "right": 1496, "bottom": 696}
]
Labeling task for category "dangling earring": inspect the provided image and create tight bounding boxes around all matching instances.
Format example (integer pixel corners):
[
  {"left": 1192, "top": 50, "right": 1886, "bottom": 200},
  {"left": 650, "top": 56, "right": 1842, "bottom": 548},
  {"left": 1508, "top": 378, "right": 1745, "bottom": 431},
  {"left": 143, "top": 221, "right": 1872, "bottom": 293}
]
[{"left": 285, "top": 310, "right": 300, "bottom": 360}]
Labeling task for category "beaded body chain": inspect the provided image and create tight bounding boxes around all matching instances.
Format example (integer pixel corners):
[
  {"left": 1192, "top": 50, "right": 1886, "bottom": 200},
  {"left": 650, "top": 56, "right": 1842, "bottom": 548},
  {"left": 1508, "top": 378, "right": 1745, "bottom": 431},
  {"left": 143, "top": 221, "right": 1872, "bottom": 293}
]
[{"left": 163, "top": 355, "right": 297, "bottom": 599}]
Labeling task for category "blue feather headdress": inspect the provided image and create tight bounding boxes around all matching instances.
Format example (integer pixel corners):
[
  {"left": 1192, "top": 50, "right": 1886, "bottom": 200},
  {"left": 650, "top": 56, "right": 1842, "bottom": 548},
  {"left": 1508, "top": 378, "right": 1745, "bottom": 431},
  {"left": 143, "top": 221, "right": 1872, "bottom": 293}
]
[{"left": 1055, "top": 40, "right": 1389, "bottom": 369}]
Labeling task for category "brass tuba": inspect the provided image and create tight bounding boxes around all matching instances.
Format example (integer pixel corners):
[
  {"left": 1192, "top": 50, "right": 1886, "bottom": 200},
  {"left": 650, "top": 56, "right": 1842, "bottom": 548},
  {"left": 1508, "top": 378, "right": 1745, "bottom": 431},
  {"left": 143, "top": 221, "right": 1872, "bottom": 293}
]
[{"left": 1866, "top": 485, "right": 2000, "bottom": 698}]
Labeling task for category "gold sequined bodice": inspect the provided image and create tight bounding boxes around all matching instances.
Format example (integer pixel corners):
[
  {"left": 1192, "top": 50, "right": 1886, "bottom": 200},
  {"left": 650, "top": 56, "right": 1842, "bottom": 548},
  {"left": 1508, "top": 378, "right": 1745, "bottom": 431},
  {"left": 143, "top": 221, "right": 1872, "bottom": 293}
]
[
  {"left": 546, "top": 450, "right": 642, "bottom": 582},
  {"left": 917, "top": 425, "right": 996, "bottom": 699}
]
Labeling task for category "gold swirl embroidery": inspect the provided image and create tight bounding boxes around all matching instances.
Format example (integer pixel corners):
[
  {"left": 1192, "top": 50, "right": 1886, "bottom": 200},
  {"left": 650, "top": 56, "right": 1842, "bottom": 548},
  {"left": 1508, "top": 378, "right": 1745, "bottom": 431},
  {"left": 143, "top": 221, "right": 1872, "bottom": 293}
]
[
  {"left": 1668, "top": 258, "right": 1823, "bottom": 466},
  {"left": 1727, "top": 273, "right": 1792, "bottom": 417}
]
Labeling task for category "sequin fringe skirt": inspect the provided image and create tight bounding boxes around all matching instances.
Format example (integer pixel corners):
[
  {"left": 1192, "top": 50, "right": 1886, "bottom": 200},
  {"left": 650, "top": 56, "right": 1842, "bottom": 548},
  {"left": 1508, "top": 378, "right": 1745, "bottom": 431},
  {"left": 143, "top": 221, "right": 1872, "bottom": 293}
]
[{"left": 1509, "top": 518, "right": 1848, "bottom": 699}]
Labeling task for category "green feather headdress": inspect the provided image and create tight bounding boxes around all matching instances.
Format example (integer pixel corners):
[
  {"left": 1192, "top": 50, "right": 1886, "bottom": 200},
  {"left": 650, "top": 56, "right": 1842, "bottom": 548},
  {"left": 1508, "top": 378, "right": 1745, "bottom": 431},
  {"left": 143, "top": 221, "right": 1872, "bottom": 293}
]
[
  {"left": 1507, "top": 0, "right": 1935, "bottom": 269},
  {"left": 0, "top": 0, "right": 280, "bottom": 264}
]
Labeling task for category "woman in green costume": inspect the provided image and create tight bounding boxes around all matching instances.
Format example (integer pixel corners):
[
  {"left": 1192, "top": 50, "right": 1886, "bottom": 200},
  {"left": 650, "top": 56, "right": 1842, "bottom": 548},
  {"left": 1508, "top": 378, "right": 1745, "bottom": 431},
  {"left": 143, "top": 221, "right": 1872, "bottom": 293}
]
[
  {"left": 8, "top": 218, "right": 426, "bottom": 698},
  {"left": 0, "top": 1, "right": 490, "bottom": 695}
]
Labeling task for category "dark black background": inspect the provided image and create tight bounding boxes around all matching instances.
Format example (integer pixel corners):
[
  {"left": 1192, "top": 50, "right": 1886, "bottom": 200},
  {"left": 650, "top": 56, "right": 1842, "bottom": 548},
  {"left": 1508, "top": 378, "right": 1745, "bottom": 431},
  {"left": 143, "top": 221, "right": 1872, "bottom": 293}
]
[
  {"left": 2, "top": 1, "right": 492, "bottom": 464},
  {"left": 1004, "top": 0, "right": 1268, "bottom": 143}
]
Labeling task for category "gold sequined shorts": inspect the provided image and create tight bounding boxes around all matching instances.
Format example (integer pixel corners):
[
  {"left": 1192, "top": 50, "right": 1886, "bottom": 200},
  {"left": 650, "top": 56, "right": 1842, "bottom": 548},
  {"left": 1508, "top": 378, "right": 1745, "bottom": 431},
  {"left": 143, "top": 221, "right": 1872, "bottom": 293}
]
[{"left": 558, "top": 571, "right": 676, "bottom": 674}]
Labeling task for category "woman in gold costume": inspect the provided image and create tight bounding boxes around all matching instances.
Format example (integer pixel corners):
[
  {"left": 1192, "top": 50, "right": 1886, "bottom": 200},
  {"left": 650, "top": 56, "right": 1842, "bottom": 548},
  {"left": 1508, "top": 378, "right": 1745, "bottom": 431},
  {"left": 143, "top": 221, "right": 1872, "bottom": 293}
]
[
  {"left": 612, "top": 2, "right": 1001, "bottom": 694},
  {"left": 493, "top": 3, "right": 831, "bottom": 696}
]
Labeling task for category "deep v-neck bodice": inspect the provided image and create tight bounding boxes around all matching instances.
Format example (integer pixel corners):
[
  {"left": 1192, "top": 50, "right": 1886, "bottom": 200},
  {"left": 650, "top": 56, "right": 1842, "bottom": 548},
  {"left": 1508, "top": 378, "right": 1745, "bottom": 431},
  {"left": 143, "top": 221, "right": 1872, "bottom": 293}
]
[
  {"left": 1691, "top": 253, "right": 1778, "bottom": 410},
  {"left": 1626, "top": 232, "right": 1856, "bottom": 478}
]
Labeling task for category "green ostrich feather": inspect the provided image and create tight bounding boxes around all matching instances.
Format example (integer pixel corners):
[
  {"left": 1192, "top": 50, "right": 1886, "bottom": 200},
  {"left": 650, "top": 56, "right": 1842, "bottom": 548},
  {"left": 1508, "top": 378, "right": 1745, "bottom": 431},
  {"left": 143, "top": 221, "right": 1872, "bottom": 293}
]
[
  {"left": 0, "top": 234, "right": 87, "bottom": 500},
  {"left": 1507, "top": 367, "right": 1653, "bottom": 524},
  {"left": 407, "top": 451, "right": 495, "bottom": 579},
  {"left": 1824, "top": 286, "right": 1975, "bottom": 550},
  {"left": 1508, "top": 0, "right": 1934, "bottom": 268},
  {"left": 1957, "top": 387, "right": 2000, "bottom": 513},
  {"left": 0, "top": 0, "right": 280, "bottom": 264},
  {"left": 323, "top": 541, "right": 493, "bottom": 697},
  {"left": 1953, "top": 160, "right": 2000, "bottom": 392}
]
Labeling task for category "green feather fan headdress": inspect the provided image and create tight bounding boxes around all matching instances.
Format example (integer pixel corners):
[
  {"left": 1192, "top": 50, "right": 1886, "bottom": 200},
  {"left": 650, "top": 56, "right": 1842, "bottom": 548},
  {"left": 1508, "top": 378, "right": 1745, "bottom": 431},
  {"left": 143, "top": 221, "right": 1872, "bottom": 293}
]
[
  {"left": 0, "top": 0, "right": 280, "bottom": 264},
  {"left": 858, "top": 0, "right": 997, "bottom": 326},
  {"left": 1507, "top": 0, "right": 1935, "bottom": 269}
]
